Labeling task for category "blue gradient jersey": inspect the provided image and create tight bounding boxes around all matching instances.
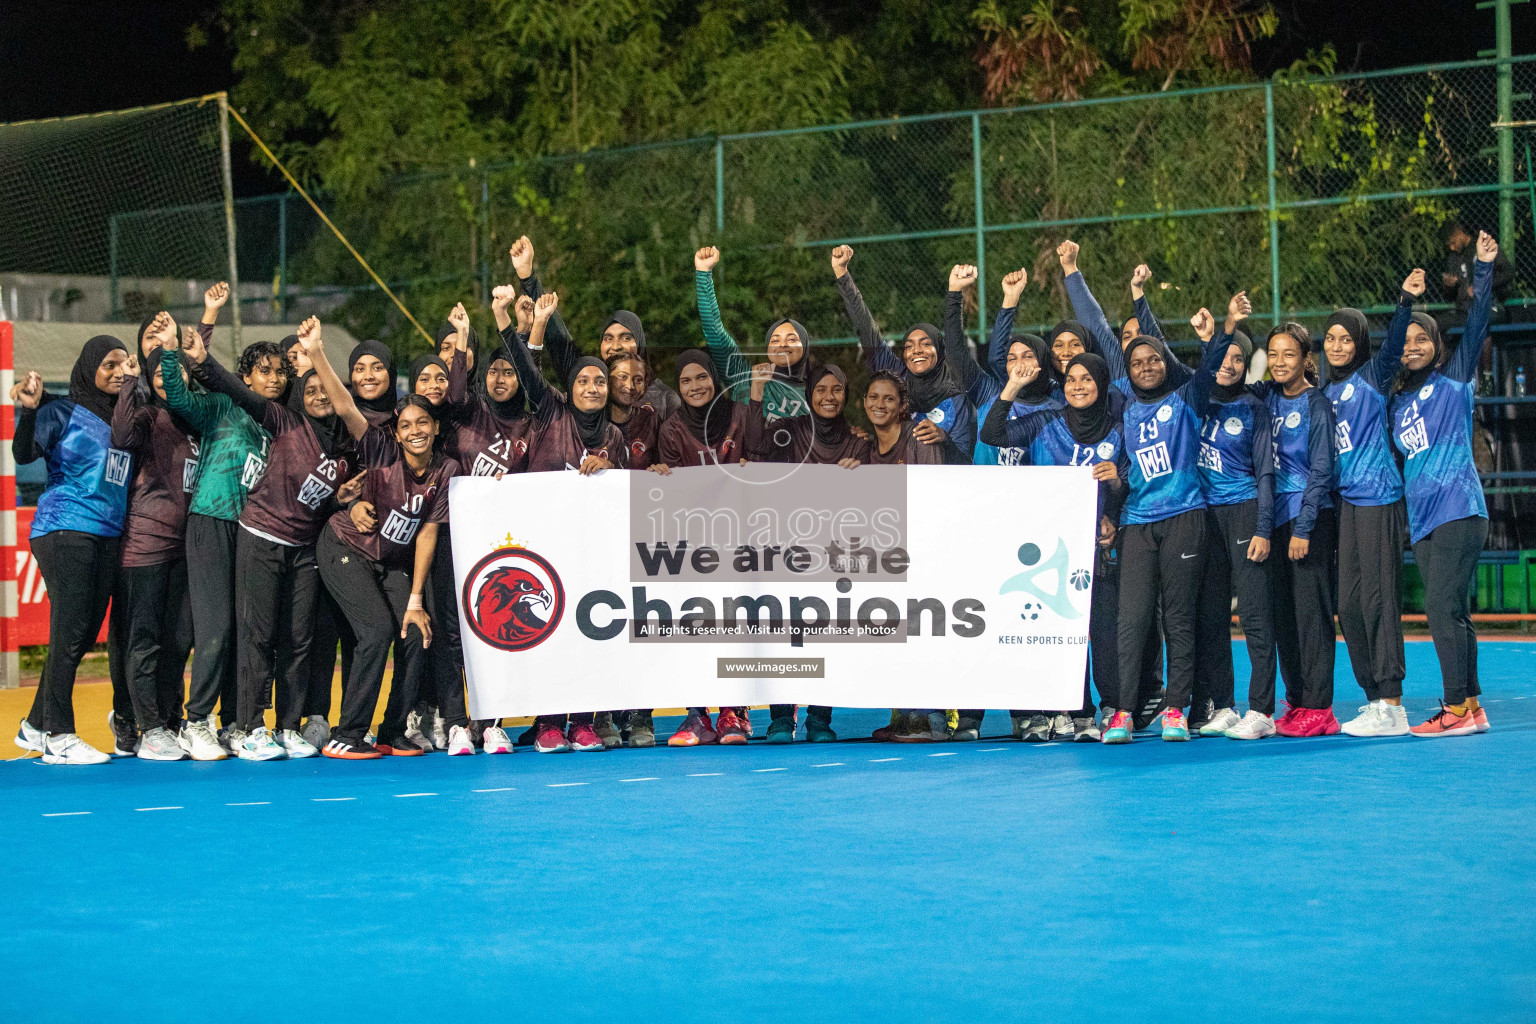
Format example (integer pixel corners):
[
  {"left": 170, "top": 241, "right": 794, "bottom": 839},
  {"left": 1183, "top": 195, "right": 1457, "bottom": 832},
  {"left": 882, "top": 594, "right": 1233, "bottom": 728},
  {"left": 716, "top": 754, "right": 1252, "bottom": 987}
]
[
  {"left": 1253, "top": 384, "right": 1335, "bottom": 538},
  {"left": 995, "top": 411, "right": 1129, "bottom": 521},
  {"left": 1197, "top": 385, "right": 1275, "bottom": 537},
  {"left": 24, "top": 398, "right": 131, "bottom": 538},
  {"left": 1327, "top": 298, "right": 1409, "bottom": 506},
  {"left": 973, "top": 392, "right": 1064, "bottom": 466},
  {"left": 1391, "top": 259, "right": 1494, "bottom": 543},
  {"left": 1119, "top": 336, "right": 1228, "bottom": 525},
  {"left": 1063, "top": 270, "right": 1191, "bottom": 399}
]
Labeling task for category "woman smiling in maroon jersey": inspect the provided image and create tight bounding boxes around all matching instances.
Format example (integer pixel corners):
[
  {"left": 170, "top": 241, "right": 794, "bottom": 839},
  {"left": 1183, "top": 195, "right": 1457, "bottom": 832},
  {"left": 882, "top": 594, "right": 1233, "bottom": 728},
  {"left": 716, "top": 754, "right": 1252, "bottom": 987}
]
[{"left": 296, "top": 317, "right": 460, "bottom": 760}]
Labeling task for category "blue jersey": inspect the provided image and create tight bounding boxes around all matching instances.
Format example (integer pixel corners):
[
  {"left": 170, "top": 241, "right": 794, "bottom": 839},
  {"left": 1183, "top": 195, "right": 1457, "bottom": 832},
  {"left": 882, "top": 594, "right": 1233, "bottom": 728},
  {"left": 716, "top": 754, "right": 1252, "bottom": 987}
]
[
  {"left": 973, "top": 392, "right": 1065, "bottom": 466},
  {"left": 1259, "top": 385, "right": 1335, "bottom": 538},
  {"left": 1198, "top": 390, "right": 1274, "bottom": 534},
  {"left": 1064, "top": 270, "right": 1191, "bottom": 400},
  {"left": 24, "top": 398, "right": 131, "bottom": 539},
  {"left": 1390, "top": 259, "right": 1494, "bottom": 542},
  {"left": 979, "top": 401, "right": 1129, "bottom": 521},
  {"left": 915, "top": 393, "right": 976, "bottom": 464},
  {"left": 1327, "top": 298, "right": 1410, "bottom": 506},
  {"left": 1119, "top": 335, "right": 1228, "bottom": 525}
]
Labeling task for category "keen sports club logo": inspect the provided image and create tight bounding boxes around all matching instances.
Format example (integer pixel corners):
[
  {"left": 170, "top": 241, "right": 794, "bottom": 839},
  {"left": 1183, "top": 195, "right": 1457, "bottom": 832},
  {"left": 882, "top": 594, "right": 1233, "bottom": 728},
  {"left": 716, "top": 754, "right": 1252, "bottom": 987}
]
[{"left": 462, "top": 547, "right": 565, "bottom": 652}]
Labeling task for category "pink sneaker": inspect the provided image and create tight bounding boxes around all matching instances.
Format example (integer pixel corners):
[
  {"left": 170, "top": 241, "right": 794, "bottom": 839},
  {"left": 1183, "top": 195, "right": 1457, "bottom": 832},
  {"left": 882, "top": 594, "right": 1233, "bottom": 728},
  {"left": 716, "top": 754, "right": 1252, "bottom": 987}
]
[
  {"left": 1274, "top": 705, "right": 1306, "bottom": 737},
  {"left": 567, "top": 723, "right": 605, "bottom": 751},
  {"left": 1473, "top": 706, "right": 1490, "bottom": 733},
  {"left": 533, "top": 724, "right": 570, "bottom": 753},
  {"left": 1296, "top": 707, "right": 1341, "bottom": 737},
  {"left": 1410, "top": 704, "right": 1477, "bottom": 738}
]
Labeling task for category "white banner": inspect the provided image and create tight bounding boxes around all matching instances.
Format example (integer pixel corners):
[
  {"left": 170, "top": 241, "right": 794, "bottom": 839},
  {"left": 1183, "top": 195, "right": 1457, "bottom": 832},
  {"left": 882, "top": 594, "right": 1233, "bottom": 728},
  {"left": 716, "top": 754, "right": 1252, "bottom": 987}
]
[{"left": 450, "top": 464, "right": 1098, "bottom": 716}]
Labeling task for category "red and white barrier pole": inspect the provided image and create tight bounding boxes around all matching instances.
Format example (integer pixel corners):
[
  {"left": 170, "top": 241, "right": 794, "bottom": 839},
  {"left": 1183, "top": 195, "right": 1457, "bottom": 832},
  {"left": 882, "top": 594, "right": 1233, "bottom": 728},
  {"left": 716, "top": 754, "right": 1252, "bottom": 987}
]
[{"left": 1, "top": 321, "right": 18, "bottom": 689}]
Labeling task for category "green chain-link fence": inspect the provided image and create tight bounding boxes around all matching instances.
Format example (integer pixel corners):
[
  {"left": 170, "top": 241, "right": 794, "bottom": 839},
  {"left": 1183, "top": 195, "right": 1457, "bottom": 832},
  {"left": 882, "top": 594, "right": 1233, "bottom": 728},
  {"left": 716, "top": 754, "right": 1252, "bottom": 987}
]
[{"left": 146, "top": 56, "right": 1536, "bottom": 359}]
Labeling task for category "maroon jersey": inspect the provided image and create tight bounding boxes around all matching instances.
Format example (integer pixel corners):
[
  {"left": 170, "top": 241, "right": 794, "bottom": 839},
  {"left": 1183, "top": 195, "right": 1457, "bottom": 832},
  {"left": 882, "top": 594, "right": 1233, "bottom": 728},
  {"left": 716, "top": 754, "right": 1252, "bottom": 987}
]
[
  {"left": 866, "top": 422, "right": 944, "bottom": 465},
  {"left": 239, "top": 403, "right": 353, "bottom": 546},
  {"left": 525, "top": 404, "right": 629, "bottom": 474},
  {"left": 328, "top": 426, "right": 458, "bottom": 567},
  {"left": 616, "top": 405, "right": 659, "bottom": 470},
  {"left": 656, "top": 402, "right": 757, "bottom": 467},
  {"left": 443, "top": 347, "right": 532, "bottom": 477},
  {"left": 747, "top": 400, "right": 870, "bottom": 465},
  {"left": 112, "top": 374, "right": 198, "bottom": 567}
]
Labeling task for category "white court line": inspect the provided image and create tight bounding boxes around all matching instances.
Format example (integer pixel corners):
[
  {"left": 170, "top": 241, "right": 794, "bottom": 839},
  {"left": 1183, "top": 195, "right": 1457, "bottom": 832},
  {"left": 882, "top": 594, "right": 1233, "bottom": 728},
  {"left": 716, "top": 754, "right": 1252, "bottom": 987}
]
[
  {"left": 620, "top": 777, "right": 658, "bottom": 783},
  {"left": 312, "top": 797, "right": 355, "bottom": 802},
  {"left": 687, "top": 772, "right": 723, "bottom": 777},
  {"left": 812, "top": 762, "right": 844, "bottom": 767},
  {"left": 753, "top": 767, "right": 787, "bottom": 772},
  {"left": 869, "top": 758, "right": 901, "bottom": 763},
  {"left": 472, "top": 787, "right": 514, "bottom": 793},
  {"left": 928, "top": 752, "right": 957, "bottom": 757},
  {"left": 42, "top": 811, "right": 90, "bottom": 817},
  {"left": 547, "top": 782, "right": 587, "bottom": 788},
  {"left": 135, "top": 806, "right": 183, "bottom": 812},
  {"left": 979, "top": 747, "right": 1007, "bottom": 752},
  {"left": 226, "top": 801, "right": 271, "bottom": 806},
  {"left": 394, "top": 792, "right": 437, "bottom": 798}
]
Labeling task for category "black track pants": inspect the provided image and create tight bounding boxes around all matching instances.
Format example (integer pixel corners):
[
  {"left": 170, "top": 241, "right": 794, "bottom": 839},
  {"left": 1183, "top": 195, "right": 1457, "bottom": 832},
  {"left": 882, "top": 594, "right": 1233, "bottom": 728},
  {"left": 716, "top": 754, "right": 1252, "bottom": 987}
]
[
  {"left": 1116, "top": 509, "right": 1205, "bottom": 713},
  {"left": 426, "top": 529, "right": 469, "bottom": 730},
  {"left": 1192, "top": 500, "right": 1277, "bottom": 715},
  {"left": 1337, "top": 499, "right": 1406, "bottom": 701},
  {"left": 118, "top": 559, "right": 193, "bottom": 731},
  {"left": 1412, "top": 515, "right": 1487, "bottom": 705},
  {"left": 234, "top": 529, "right": 319, "bottom": 732},
  {"left": 318, "top": 528, "right": 429, "bottom": 742},
  {"left": 28, "top": 531, "right": 119, "bottom": 735},
  {"left": 183, "top": 514, "right": 239, "bottom": 724},
  {"left": 1270, "top": 508, "right": 1337, "bottom": 711}
]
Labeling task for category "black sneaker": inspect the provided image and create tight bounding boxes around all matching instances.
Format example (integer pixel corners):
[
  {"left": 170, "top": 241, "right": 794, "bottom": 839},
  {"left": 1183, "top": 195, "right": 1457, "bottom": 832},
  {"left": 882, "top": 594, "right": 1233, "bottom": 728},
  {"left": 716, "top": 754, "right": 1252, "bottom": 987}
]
[
  {"left": 514, "top": 724, "right": 539, "bottom": 747},
  {"left": 107, "top": 711, "right": 140, "bottom": 756},
  {"left": 1186, "top": 697, "right": 1215, "bottom": 736},
  {"left": 1134, "top": 688, "right": 1167, "bottom": 732},
  {"left": 322, "top": 736, "right": 383, "bottom": 760},
  {"left": 375, "top": 734, "right": 425, "bottom": 757}
]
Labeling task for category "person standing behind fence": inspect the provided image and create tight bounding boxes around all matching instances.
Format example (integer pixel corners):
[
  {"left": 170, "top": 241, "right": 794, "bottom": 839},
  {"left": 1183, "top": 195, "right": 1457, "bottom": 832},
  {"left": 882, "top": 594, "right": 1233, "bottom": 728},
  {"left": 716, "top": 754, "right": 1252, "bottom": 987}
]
[
  {"left": 1324, "top": 275, "right": 1422, "bottom": 739},
  {"left": 1396, "top": 231, "right": 1499, "bottom": 737},
  {"left": 1186, "top": 296, "right": 1277, "bottom": 741},
  {"left": 10, "top": 335, "right": 131, "bottom": 765}
]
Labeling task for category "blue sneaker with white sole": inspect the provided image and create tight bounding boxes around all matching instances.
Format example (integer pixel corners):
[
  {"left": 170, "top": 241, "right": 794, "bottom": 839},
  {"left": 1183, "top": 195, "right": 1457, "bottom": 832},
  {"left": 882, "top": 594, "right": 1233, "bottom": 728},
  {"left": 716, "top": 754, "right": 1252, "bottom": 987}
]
[{"left": 1160, "top": 708, "right": 1190, "bottom": 742}]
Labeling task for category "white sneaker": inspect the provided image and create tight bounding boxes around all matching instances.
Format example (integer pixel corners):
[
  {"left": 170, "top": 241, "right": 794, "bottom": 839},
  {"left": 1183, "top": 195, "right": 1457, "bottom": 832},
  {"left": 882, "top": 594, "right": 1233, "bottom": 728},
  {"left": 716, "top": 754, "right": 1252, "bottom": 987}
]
[
  {"left": 482, "top": 725, "right": 514, "bottom": 754},
  {"left": 1224, "top": 710, "right": 1276, "bottom": 740},
  {"left": 236, "top": 726, "right": 287, "bottom": 761},
  {"left": 137, "top": 726, "right": 188, "bottom": 761},
  {"left": 1341, "top": 700, "right": 1410, "bottom": 737},
  {"left": 404, "top": 710, "right": 432, "bottom": 752},
  {"left": 40, "top": 733, "right": 110, "bottom": 765},
  {"left": 1049, "top": 713, "right": 1075, "bottom": 740},
  {"left": 300, "top": 715, "right": 330, "bottom": 751},
  {"left": 219, "top": 726, "right": 244, "bottom": 757},
  {"left": 447, "top": 724, "right": 475, "bottom": 756},
  {"left": 178, "top": 718, "right": 228, "bottom": 761},
  {"left": 430, "top": 710, "right": 449, "bottom": 751},
  {"left": 277, "top": 729, "right": 318, "bottom": 758},
  {"left": 1199, "top": 706, "right": 1243, "bottom": 737},
  {"left": 15, "top": 718, "right": 45, "bottom": 753}
]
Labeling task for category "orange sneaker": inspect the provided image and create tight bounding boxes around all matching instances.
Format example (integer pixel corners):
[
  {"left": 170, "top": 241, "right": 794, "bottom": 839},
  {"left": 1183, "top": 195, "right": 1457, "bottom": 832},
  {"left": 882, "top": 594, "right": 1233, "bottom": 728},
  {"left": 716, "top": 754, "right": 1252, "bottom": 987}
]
[
  {"left": 1473, "top": 706, "right": 1490, "bottom": 733},
  {"left": 716, "top": 708, "right": 750, "bottom": 745},
  {"left": 1409, "top": 704, "right": 1477, "bottom": 738}
]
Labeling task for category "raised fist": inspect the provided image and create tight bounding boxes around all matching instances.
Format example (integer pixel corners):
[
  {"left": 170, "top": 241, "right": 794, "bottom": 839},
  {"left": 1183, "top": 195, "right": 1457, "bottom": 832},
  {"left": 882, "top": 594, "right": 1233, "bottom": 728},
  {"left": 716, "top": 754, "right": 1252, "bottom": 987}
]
[
  {"left": 695, "top": 246, "right": 720, "bottom": 273},
  {"left": 510, "top": 236, "right": 534, "bottom": 278},
  {"left": 1001, "top": 268, "right": 1028, "bottom": 304},
  {"left": 830, "top": 245, "right": 853, "bottom": 276},
  {"left": 204, "top": 281, "right": 230, "bottom": 310},
  {"left": 1056, "top": 239, "right": 1080, "bottom": 272},
  {"left": 949, "top": 264, "right": 979, "bottom": 292},
  {"left": 491, "top": 284, "right": 516, "bottom": 312},
  {"left": 533, "top": 292, "right": 558, "bottom": 321},
  {"left": 1402, "top": 268, "right": 1427, "bottom": 298}
]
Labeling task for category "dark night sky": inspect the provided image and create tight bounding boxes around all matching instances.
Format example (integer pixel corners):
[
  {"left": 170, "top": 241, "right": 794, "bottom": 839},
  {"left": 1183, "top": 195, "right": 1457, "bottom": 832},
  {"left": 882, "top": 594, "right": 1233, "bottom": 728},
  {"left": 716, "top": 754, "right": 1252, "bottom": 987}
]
[{"left": 2, "top": 0, "right": 1531, "bottom": 195}]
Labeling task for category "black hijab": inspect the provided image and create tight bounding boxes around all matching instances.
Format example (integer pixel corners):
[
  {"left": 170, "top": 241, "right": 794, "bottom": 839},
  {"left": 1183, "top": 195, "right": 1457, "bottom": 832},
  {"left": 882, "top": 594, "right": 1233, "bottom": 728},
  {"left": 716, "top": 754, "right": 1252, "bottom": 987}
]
[
  {"left": 435, "top": 319, "right": 481, "bottom": 376},
  {"left": 406, "top": 352, "right": 450, "bottom": 406},
  {"left": 806, "top": 364, "right": 853, "bottom": 457},
  {"left": 1046, "top": 319, "right": 1093, "bottom": 385},
  {"left": 1398, "top": 313, "right": 1444, "bottom": 394},
  {"left": 70, "top": 335, "right": 128, "bottom": 424},
  {"left": 288, "top": 369, "right": 349, "bottom": 456},
  {"left": 901, "top": 321, "right": 964, "bottom": 414},
  {"left": 1007, "top": 333, "right": 1054, "bottom": 405},
  {"left": 276, "top": 333, "right": 301, "bottom": 405},
  {"left": 1124, "top": 335, "right": 1180, "bottom": 403},
  {"left": 347, "top": 340, "right": 397, "bottom": 417},
  {"left": 1063, "top": 353, "right": 1115, "bottom": 446},
  {"left": 604, "top": 311, "right": 646, "bottom": 353},
  {"left": 566, "top": 356, "right": 610, "bottom": 450},
  {"left": 675, "top": 348, "right": 734, "bottom": 447},
  {"left": 765, "top": 317, "right": 810, "bottom": 387},
  {"left": 1322, "top": 307, "right": 1371, "bottom": 384},
  {"left": 1210, "top": 330, "right": 1253, "bottom": 404},
  {"left": 478, "top": 347, "right": 526, "bottom": 419}
]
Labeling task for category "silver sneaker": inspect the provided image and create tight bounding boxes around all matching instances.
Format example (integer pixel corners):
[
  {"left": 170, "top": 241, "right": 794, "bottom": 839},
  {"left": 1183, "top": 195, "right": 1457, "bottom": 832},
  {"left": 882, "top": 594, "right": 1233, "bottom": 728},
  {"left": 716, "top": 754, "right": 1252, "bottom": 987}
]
[
  {"left": 1199, "top": 706, "right": 1243, "bottom": 737},
  {"left": 277, "top": 729, "right": 318, "bottom": 758},
  {"left": 952, "top": 717, "right": 981, "bottom": 742},
  {"left": 404, "top": 709, "right": 433, "bottom": 752},
  {"left": 1224, "top": 710, "right": 1276, "bottom": 740},
  {"left": 1022, "top": 714, "right": 1052, "bottom": 742},
  {"left": 300, "top": 715, "right": 330, "bottom": 750},
  {"left": 137, "top": 726, "right": 188, "bottom": 761},
  {"left": 1071, "top": 716, "right": 1099, "bottom": 742},
  {"left": 178, "top": 717, "right": 228, "bottom": 761},
  {"left": 429, "top": 709, "right": 448, "bottom": 751},
  {"left": 1049, "top": 713, "right": 1075, "bottom": 740}
]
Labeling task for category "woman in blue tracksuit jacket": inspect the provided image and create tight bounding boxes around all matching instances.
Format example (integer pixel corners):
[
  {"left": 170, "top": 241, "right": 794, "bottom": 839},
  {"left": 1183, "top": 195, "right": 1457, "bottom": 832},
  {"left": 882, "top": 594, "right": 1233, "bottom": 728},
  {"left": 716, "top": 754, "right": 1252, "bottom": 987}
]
[
  {"left": 829, "top": 245, "right": 974, "bottom": 463},
  {"left": 1322, "top": 272, "right": 1422, "bottom": 738},
  {"left": 980, "top": 352, "right": 1128, "bottom": 743},
  {"left": 1252, "top": 322, "right": 1339, "bottom": 738},
  {"left": 1188, "top": 297, "right": 1278, "bottom": 740},
  {"left": 12, "top": 335, "right": 133, "bottom": 765},
  {"left": 958, "top": 268, "right": 1065, "bottom": 468},
  {"left": 1102, "top": 318, "right": 1229, "bottom": 743},
  {"left": 1395, "top": 231, "right": 1498, "bottom": 738}
]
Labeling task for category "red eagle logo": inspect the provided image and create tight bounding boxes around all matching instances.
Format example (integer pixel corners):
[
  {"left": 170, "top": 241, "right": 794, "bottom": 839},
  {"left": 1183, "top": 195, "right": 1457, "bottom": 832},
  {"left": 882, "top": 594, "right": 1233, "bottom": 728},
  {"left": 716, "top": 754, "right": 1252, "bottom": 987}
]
[{"left": 461, "top": 548, "right": 565, "bottom": 652}]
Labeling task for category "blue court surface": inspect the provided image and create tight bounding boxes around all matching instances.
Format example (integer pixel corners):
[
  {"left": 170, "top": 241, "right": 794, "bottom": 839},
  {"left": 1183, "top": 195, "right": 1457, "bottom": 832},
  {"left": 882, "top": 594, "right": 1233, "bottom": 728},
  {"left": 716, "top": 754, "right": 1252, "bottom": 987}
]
[{"left": 3, "top": 639, "right": 1534, "bottom": 1023}]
